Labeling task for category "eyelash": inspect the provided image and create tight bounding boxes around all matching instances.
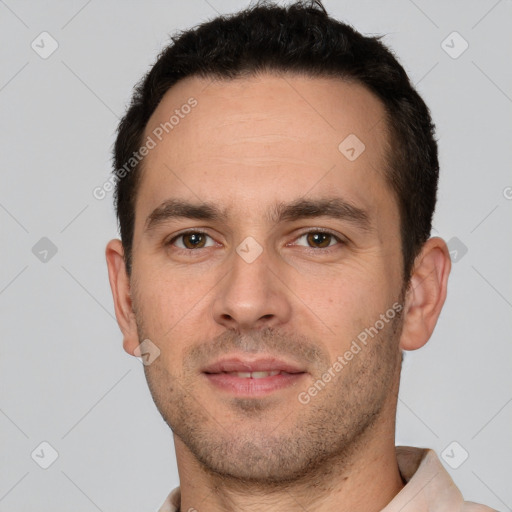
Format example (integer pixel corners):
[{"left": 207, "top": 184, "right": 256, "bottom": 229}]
[{"left": 165, "top": 228, "right": 345, "bottom": 252}]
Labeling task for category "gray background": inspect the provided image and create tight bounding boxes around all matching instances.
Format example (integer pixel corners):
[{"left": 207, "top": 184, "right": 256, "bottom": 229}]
[{"left": 1, "top": 0, "right": 511, "bottom": 510}]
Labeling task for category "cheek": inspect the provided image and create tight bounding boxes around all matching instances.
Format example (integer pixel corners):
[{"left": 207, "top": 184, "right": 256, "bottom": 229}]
[
  {"left": 132, "top": 264, "right": 211, "bottom": 341},
  {"left": 292, "top": 264, "right": 393, "bottom": 347}
]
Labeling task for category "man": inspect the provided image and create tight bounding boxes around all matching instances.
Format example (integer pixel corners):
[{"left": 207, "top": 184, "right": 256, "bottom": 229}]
[{"left": 105, "top": 1, "right": 496, "bottom": 510}]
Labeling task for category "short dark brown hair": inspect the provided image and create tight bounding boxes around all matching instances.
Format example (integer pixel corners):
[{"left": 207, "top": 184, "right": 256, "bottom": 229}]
[{"left": 113, "top": 0, "right": 439, "bottom": 281}]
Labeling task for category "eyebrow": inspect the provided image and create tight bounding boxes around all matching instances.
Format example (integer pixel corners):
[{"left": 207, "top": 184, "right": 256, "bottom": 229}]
[
  {"left": 144, "top": 197, "right": 373, "bottom": 233},
  {"left": 145, "top": 199, "right": 228, "bottom": 232},
  {"left": 269, "top": 197, "right": 372, "bottom": 232}
]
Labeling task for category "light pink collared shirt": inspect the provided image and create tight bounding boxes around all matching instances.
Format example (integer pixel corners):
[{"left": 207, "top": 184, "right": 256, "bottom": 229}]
[{"left": 157, "top": 446, "right": 497, "bottom": 512}]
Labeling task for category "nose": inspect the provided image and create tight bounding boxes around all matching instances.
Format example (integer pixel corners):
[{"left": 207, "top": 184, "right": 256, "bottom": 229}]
[{"left": 212, "top": 245, "right": 292, "bottom": 332}]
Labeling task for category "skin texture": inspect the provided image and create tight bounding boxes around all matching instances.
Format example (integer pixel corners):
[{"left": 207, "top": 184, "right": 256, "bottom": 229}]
[{"left": 106, "top": 73, "right": 451, "bottom": 512}]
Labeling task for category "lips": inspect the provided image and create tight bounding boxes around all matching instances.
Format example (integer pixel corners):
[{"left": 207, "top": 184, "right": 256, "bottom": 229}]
[
  {"left": 202, "top": 356, "right": 306, "bottom": 375},
  {"left": 221, "top": 370, "right": 282, "bottom": 379},
  {"left": 202, "top": 356, "right": 307, "bottom": 396}
]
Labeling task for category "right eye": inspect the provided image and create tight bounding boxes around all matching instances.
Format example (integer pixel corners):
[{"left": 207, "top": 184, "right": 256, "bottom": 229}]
[{"left": 167, "top": 231, "right": 216, "bottom": 250}]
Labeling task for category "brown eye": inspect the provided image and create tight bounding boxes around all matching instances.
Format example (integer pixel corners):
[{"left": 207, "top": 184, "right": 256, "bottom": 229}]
[
  {"left": 170, "top": 232, "right": 214, "bottom": 250},
  {"left": 183, "top": 233, "right": 206, "bottom": 249},
  {"left": 305, "top": 232, "right": 335, "bottom": 248}
]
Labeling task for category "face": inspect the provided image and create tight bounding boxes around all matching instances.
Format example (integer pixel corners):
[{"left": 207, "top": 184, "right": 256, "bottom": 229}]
[{"left": 126, "top": 73, "right": 407, "bottom": 482}]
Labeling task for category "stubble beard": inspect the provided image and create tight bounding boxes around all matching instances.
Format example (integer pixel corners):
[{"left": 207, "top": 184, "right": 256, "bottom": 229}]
[{"left": 136, "top": 302, "right": 404, "bottom": 489}]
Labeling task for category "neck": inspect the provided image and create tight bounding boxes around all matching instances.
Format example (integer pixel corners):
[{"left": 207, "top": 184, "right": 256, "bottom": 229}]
[{"left": 174, "top": 423, "right": 405, "bottom": 512}]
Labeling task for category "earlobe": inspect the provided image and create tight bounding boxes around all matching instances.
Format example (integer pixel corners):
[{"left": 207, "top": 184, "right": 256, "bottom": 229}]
[
  {"left": 105, "top": 239, "right": 140, "bottom": 356},
  {"left": 399, "top": 237, "right": 452, "bottom": 351}
]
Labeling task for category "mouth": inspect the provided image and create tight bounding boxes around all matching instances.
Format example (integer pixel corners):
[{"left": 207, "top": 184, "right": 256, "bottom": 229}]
[
  {"left": 202, "top": 356, "right": 307, "bottom": 396},
  {"left": 212, "top": 370, "right": 295, "bottom": 378}
]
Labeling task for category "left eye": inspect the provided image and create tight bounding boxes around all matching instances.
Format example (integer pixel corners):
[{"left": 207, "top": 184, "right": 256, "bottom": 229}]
[
  {"left": 295, "top": 231, "right": 341, "bottom": 249},
  {"left": 170, "top": 232, "right": 216, "bottom": 249}
]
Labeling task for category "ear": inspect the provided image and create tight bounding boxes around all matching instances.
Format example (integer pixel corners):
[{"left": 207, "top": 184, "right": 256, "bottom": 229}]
[
  {"left": 399, "top": 237, "right": 451, "bottom": 351},
  {"left": 105, "top": 239, "right": 139, "bottom": 356}
]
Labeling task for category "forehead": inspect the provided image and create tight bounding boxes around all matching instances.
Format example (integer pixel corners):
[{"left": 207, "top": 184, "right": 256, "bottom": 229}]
[{"left": 136, "top": 73, "right": 394, "bottom": 225}]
